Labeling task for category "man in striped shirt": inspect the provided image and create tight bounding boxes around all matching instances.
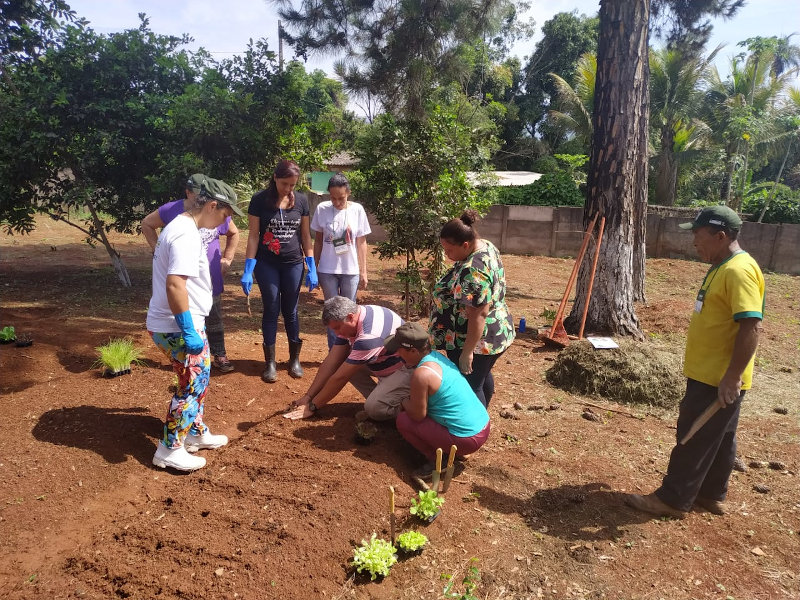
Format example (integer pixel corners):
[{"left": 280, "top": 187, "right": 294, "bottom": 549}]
[{"left": 284, "top": 296, "right": 410, "bottom": 420}]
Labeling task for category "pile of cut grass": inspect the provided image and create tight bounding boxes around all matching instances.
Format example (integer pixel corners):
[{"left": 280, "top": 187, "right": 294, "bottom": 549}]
[{"left": 545, "top": 339, "right": 684, "bottom": 408}]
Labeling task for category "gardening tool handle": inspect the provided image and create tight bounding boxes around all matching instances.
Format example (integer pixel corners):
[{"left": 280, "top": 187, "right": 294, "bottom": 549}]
[
  {"left": 389, "top": 486, "right": 395, "bottom": 513},
  {"left": 552, "top": 212, "right": 600, "bottom": 328},
  {"left": 446, "top": 445, "right": 457, "bottom": 469},
  {"left": 680, "top": 402, "right": 721, "bottom": 445},
  {"left": 435, "top": 447, "right": 443, "bottom": 473},
  {"left": 578, "top": 216, "right": 606, "bottom": 339}
]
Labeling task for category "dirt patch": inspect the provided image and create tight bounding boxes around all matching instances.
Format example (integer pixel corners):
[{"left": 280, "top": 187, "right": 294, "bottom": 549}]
[
  {"left": 0, "top": 217, "right": 799, "bottom": 600},
  {"left": 545, "top": 339, "right": 685, "bottom": 408}
]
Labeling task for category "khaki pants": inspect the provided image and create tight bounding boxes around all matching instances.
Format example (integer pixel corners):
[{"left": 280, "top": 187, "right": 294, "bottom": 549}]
[{"left": 349, "top": 366, "right": 412, "bottom": 421}]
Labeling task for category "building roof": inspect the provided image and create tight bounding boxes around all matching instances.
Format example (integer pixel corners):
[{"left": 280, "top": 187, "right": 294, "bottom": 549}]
[
  {"left": 324, "top": 151, "right": 360, "bottom": 168},
  {"left": 467, "top": 171, "right": 543, "bottom": 186}
]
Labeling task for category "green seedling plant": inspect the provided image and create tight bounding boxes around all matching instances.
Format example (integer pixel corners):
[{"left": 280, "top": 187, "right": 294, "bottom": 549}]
[
  {"left": 442, "top": 558, "right": 480, "bottom": 599},
  {"left": 0, "top": 326, "right": 16, "bottom": 342},
  {"left": 351, "top": 533, "right": 397, "bottom": 580},
  {"left": 94, "top": 338, "right": 143, "bottom": 373},
  {"left": 395, "top": 530, "right": 428, "bottom": 552},
  {"left": 410, "top": 490, "right": 445, "bottom": 520}
]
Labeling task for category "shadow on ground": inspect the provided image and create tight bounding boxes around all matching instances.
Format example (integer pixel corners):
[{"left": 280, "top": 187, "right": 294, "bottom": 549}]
[{"left": 32, "top": 405, "right": 162, "bottom": 466}]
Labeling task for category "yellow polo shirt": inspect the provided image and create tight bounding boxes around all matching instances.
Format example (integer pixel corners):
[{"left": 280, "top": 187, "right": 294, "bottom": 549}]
[{"left": 684, "top": 251, "right": 765, "bottom": 389}]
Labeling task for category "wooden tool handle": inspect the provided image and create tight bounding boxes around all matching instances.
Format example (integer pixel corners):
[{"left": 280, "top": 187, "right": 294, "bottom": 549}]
[
  {"left": 446, "top": 444, "right": 457, "bottom": 468},
  {"left": 680, "top": 402, "right": 721, "bottom": 445},
  {"left": 389, "top": 486, "right": 395, "bottom": 513},
  {"left": 435, "top": 447, "right": 443, "bottom": 473}
]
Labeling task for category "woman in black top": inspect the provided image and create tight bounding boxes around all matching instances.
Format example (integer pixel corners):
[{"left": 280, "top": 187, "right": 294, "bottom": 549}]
[{"left": 241, "top": 160, "right": 318, "bottom": 382}]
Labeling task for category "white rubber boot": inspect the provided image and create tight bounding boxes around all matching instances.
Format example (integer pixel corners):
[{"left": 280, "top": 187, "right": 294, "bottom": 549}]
[
  {"left": 184, "top": 430, "right": 229, "bottom": 453},
  {"left": 152, "top": 444, "right": 206, "bottom": 471}
]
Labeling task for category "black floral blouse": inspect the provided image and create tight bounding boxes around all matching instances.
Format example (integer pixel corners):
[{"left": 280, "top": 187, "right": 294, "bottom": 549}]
[{"left": 429, "top": 240, "right": 515, "bottom": 355}]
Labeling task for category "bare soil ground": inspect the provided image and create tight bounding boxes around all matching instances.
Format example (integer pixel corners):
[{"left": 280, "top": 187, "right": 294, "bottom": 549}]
[{"left": 1, "top": 217, "right": 798, "bottom": 600}]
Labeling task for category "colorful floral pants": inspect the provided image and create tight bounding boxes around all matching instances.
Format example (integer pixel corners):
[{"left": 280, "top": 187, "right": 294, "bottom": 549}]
[{"left": 150, "top": 330, "right": 211, "bottom": 448}]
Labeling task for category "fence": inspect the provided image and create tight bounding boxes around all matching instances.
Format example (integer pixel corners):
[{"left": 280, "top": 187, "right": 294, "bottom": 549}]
[{"left": 307, "top": 193, "right": 800, "bottom": 275}]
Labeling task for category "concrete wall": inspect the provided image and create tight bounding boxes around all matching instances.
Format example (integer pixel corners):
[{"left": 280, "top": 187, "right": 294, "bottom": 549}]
[{"left": 306, "top": 193, "right": 800, "bottom": 275}]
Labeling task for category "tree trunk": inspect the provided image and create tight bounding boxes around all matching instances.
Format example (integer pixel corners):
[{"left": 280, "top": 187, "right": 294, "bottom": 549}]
[
  {"left": 655, "top": 126, "right": 678, "bottom": 207},
  {"left": 758, "top": 138, "right": 793, "bottom": 223},
  {"left": 85, "top": 195, "right": 132, "bottom": 287},
  {"left": 565, "top": 0, "right": 648, "bottom": 338}
]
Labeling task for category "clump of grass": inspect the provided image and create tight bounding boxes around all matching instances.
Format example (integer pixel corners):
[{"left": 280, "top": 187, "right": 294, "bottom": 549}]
[
  {"left": 545, "top": 339, "right": 684, "bottom": 408},
  {"left": 94, "top": 338, "right": 143, "bottom": 373}
]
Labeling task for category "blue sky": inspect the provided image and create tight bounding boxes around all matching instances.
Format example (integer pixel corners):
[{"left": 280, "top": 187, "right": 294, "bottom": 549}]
[{"left": 68, "top": 0, "right": 800, "bottom": 80}]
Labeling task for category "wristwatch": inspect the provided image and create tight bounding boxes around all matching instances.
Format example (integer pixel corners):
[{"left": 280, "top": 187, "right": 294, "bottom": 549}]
[{"left": 307, "top": 400, "right": 318, "bottom": 413}]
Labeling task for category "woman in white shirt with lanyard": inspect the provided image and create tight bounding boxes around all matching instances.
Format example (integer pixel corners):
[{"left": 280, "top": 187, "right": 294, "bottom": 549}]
[{"left": 311, "top": 173, "right": 372, "bottom": 347}]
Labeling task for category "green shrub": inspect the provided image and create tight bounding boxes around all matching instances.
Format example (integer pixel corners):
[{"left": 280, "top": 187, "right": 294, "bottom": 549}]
[
  {"left": 491, "top": 172, "right": 584, "bottom": 207},
  {"left": 742, "top": 184, "right": 800, "bottom": 224},
  {"left": 531, "top": 155, "right": 559, "bottom": 174}
]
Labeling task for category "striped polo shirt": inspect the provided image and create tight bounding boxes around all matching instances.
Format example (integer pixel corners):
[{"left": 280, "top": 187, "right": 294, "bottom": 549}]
[{"left": 334, "top": 305, "right": 405, "bottom": 377}]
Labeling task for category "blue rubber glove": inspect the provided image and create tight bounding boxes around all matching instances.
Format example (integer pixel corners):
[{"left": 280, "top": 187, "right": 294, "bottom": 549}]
[
  {"left": 174, "top": 310, "right": 204, "bottom": 354},
  {"left": 304, "top": 256, "right": 318, "bottom": 292},
  {"left": 241, "top": 257, "right": 256, "bottom": 296}
]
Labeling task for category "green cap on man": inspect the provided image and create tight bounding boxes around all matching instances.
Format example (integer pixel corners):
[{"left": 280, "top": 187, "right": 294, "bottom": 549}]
[{"left": 679, "top": 206, "right": 742, "bottom": 231}]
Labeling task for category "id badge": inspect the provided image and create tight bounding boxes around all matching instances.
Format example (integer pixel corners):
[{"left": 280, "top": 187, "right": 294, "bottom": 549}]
[
  {"left": 332, "top": 235, "right": 349, "bottom": 254},
  {"left": 694, "top": 288, "right": 705, "bottom": 313}
]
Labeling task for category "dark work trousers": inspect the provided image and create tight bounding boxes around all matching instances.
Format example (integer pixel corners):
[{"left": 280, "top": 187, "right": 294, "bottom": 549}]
[
  {"left": 446, "top": 348, "right": 503, "bottom": 408},
  {"left": 253, "top": 259, "right": 304, "bottom": 345},
  {"left": 656, "top": 378, "right": 744, "bottom": 512}
]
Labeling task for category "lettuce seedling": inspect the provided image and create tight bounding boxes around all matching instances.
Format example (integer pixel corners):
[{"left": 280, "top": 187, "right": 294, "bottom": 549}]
[
  {"left": 0, "top": 326, "right": 16, "bottom": 342},
  {"left": 396, "top": 530, "right": 428, "bottom": 552},
  {"left": 410, "top": 490, "right": 445, "bottom": 520},
  {"left": 352, "top": 533, "right": 397, "bottom": 580}
]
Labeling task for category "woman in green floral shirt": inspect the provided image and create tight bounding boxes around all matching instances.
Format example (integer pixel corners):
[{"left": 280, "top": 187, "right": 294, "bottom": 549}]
[{"left": 429, "top": 210, "right": 515, "bottom": 407}]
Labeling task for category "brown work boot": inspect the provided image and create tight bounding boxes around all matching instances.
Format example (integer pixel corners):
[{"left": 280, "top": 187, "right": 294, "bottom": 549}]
[
  {"left": 694, "top": 496, "right": 726, "bottom": 515},
  {"left": 624, "top": 493, "right": 687, "bottom": 519}
]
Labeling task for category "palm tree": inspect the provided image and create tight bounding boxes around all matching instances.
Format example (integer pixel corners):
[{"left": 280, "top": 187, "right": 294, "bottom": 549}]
[
  {"left": 548, "top": 52, "right": 596, "bottom": 148},
  {"left": 703, "top": 52, "right": 793, "bottom": 209},
  {"left": 649, "top": 45, "right": 719, "bottom": 206},
  {"left": 757, "top": 87, "right": 800, "bottom": 222}
]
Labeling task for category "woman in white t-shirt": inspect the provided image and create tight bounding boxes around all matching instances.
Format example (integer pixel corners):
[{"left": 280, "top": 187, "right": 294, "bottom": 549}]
[{"left": 311, "top": 173, "right": 372, "bottom": 347}]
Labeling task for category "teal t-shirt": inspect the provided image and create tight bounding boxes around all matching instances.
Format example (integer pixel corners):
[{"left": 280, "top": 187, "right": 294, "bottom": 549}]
[{"left": 421, "top": 352, "right": 489, "bottom": 437}]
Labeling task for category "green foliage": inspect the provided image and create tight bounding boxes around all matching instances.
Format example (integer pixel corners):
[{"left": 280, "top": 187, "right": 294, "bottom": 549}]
[
  {"left": 531, "top": 155, "right": 559, "bottom": 173},
  {"left": 442, "top": 558, "right": 481, "bottom": 600},
  {"left": 395, "top": 531, "right": 428, "bottom": 552},
  {"left": 279, "top": 0, "right": 527, "bottom": 119},
  {"left": 539, "top": 308, "right": 557, "bottom": 323},
  {"left": 410, "top": 490, "right": 445, "bottom": 520},
  {"left": 351, "top": 534, "right": 397, "bottom": 580},
  {"left": 94, "top": 338, "right": 143, "bottom": 373},
  {"left": 0, "top": 326, "right": 16, "bottom": 342},
  {"left": 490, "top": 173, "right": 584, "bottom": 207},
  {"left": 354, "top": 103, "right": 495, "bottom": 315},
  {"left": 519, "top": 12, "right": 599, "bottom": 149},
  {"left": 743, "top": 184, "right": 800, "bottom": 224}
]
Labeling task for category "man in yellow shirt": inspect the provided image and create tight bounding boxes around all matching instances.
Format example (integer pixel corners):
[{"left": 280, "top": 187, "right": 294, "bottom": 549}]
[{"left": 626, "top": 206, "right": 764, "bottom": 518}]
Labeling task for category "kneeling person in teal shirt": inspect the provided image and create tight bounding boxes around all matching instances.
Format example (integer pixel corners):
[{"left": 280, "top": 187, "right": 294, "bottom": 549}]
[{"left": 386, "top": 322, "right": 491, "bottom": 473}]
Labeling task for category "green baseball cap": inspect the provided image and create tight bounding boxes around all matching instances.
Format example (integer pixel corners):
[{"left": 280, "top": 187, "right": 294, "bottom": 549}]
[
  {"left": 383, "top": 322, "right": 430, "bottom": 354},
  {"left": 186, "top": 173, "right": 207, "bottom": 192},
  {"left": 199, "top": 178, "right": 245, "bottom": 217},
  {"left": 679, "top": 206, "right": 742, "bottom": 231}
]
